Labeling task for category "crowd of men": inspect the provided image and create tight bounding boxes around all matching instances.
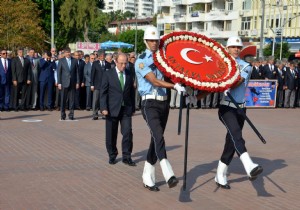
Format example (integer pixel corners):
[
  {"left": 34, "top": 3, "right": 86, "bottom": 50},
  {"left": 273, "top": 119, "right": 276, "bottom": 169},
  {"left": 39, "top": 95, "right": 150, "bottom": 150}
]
[
  {"left": 0, "top": 47, "right": 138, "bottom": 119},
  {"left": 1, "top": 48, "right": 300, "bottom": 114}
]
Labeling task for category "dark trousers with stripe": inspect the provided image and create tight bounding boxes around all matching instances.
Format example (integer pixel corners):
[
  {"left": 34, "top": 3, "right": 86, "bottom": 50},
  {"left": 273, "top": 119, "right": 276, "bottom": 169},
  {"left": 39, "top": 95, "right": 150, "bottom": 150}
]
[
  {"left": 218, "top": 105, "right": 247, "bottom": 165},
  {"left": 141, "top": 99, "right": 169, "bottom": 165}
]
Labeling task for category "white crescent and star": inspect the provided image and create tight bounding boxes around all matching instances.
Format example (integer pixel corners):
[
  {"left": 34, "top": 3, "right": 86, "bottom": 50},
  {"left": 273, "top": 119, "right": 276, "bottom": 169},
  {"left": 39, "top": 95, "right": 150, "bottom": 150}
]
[{"left": 180, "top": 48, "right": 213, "bottom": 64}]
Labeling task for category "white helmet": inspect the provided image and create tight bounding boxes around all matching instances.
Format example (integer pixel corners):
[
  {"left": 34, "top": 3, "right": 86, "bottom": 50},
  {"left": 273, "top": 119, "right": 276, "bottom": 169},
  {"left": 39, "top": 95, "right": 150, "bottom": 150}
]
[
  {"left": 143, "top": 26, "right": 160, "bottom": 40},
  {"left": 226, "top": 36, "right": 243, "bottom": 47}
]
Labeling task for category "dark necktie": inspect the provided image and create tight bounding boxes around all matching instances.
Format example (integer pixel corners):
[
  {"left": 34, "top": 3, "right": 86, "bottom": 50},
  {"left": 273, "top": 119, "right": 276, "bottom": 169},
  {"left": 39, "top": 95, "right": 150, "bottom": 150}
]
[{"left": 31, "top": 59, "right": 34, "bottom": 68}]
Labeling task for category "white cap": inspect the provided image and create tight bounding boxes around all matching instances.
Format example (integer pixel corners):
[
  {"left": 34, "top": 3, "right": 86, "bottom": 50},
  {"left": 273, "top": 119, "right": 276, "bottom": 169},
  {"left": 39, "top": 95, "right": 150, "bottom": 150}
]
[
  {"left": 143, "top": 26, "right": 160, "bottom": 40},
  {"left": 226, "top": 36, "right": 243, "bottom": 47}
]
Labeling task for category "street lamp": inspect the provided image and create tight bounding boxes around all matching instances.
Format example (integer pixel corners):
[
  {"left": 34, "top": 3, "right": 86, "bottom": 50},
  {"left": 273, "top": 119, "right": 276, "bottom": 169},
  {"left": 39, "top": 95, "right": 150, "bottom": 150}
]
[
  {"left": 259, "top": 0, "right": 265, "bottom": 58},
  {"left": 51, "top": 0, "right": 55, "bottom": 48},
  {"left": 134, "top": 0, "right": 138, "bottom": 55}
]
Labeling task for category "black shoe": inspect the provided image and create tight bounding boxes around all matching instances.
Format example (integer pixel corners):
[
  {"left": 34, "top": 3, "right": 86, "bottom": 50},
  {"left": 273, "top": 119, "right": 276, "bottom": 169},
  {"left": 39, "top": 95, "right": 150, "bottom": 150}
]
[
  {"left": 86, "top": 108, "right": 91, "bottom": 111},
  {"left": 61, "top": 116, "right": 66, "bottom": 120},
  {"left": 249, "top": 165, "right": 263, "bottom": 181},
  {"left": 69, "top": 117, "right": 74, "bottom": 120},
  {"left": 40, "top": 107, "right": 44, "bottom": 111},
  {"left": 216, "top": 182, "right": 231, "bottom": 189},
  {"left": 167, "top": 176, "right": 178, "bottom": 188},
  {"left": 109, "top": 158, "right": 117, "bottom": 165},
  {"left": 122, "top": 158, "right": 136, "bottom": 166},
  {"left": 48, "top": 108, "right": 53, "bottom": 111},
  {"left": 92, "top": 116, "right": 98, "bottom": 120},
  {"left": 144, "top": 184, "right": 160, "bottom": 192}
]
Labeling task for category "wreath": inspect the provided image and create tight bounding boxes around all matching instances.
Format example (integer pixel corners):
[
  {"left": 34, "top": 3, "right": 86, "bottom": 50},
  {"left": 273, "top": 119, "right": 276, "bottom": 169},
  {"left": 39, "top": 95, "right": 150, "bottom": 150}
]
[{"left": 153, "top": 31, "right": 241, "bottom": 92}]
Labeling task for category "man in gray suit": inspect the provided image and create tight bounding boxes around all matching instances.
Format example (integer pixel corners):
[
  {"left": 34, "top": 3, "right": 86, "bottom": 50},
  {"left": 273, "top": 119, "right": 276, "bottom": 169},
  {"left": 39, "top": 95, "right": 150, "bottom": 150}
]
[
  {"left": 83, "top": 53, "right": 95, "bottom": 111},
  {"left": 27, "top": 48, "right": 40, "bottom": 110},
  {"left": 57, "top": 47, "right": 79, "bottom": 120}
]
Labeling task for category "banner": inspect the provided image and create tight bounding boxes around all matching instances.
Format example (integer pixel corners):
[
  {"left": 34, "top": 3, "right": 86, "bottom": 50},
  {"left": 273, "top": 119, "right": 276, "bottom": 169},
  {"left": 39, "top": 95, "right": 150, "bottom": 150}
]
[
  {"left": 76, "top": 42, "right": 100, "bottom": 51},
  {"left": 245, "top": 80, "right": 277, "bottom": 108}
]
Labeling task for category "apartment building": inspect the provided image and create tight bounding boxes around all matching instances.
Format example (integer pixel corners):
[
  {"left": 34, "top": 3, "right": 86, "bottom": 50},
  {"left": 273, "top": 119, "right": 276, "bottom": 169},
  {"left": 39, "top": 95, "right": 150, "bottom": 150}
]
[
  {"left": 157, "top": 0, "right": 300, "bottom": 52},
  {"left": 103, "top": 0, "right": 157, "bottom": 18}
]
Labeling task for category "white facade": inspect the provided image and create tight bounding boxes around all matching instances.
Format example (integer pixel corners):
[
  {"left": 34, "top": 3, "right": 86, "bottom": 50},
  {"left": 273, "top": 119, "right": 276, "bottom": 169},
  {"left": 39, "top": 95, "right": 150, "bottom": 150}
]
[
  {"left": 103, "top": 0, "right": 157, "bottom": 18},
  {"left": 157, "top": 0, "right": 241, "bottom": 43},
  {"left": 157, "top": 0, "right": 300, "bottom": 52}
]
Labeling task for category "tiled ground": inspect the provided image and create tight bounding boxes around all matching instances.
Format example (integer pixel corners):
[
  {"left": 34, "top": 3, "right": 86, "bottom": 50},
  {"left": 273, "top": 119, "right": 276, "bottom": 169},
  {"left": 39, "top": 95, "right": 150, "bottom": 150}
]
[{"left": 0, "top": 108, "right": 299, "bottom": 210}]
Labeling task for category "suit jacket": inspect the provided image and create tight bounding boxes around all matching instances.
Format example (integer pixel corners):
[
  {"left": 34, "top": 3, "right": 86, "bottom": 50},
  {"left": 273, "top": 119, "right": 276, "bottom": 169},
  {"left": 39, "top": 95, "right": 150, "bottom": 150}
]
[
  {"left": 276, "top": 69, "right": 285, "bottom": 90},
  {"left": 263, "top": 64, "right": 277, "bottom": 79},
  {"left": 284, "top": 67, "right": 298, "bottom": 90},
  {"left": 250, "top": 66, "right": 263, "bottom": 79},
  {"left": 83, "top": 62, "right": 92, "bottom": 86},
  {"left": 0, "top": 58, "right": 12, "bottom": 85},
  {"left": 100, "top": 68, "right": 135, "bottom": 117},
  {"left": 38, "top": 58, "right": 56, "bottom": 83},
  {"left": 91, "top": 60, "right": 105, "bottom": 90},
  {"left": 11, "top": 56, "right": 32, "bottom": 83},
  {"left": 57, "top": 57, "right": 79, "bottom": 88},
  {"left": 78, "top": 59, "right": 85, "bottom": 83}
]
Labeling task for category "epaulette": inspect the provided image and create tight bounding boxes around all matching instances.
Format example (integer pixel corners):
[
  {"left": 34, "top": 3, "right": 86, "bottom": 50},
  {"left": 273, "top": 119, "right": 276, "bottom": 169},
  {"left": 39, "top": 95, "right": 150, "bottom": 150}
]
[
  {"left": 139, "top": 52, "right": 146, "bottom": 59},
  {"left": 148, "top": 63, "right": 157, "bottom": 70}
]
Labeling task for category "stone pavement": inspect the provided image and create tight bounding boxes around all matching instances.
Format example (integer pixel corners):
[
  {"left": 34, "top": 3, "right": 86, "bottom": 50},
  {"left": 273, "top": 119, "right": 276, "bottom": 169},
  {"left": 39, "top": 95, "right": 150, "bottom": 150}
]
[{"left": 0, "top": 108, "right": 299, "bottom": 210}]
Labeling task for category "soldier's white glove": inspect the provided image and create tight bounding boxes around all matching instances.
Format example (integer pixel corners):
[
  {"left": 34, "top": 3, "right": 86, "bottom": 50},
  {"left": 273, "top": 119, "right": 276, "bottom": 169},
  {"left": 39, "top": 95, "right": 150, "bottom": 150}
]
[
  {"left": 185, "top": 95, "right": 197, "bottom": 105},
  {"left": 174, "top": 83, "right": 186, "bottom": 95},
  {"left": 224, "top": 88, "right": 230, "bottom": 96}
]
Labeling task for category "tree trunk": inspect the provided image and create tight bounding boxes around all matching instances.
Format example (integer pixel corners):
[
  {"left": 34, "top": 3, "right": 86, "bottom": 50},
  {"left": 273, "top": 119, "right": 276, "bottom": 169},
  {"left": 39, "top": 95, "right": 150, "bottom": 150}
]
[{"left": 83, "top": 21, "right": 90, "bottom": 42}]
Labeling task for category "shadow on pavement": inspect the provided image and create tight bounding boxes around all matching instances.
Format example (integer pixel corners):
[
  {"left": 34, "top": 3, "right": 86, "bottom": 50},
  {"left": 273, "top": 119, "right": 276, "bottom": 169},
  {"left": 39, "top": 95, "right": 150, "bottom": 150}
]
[
  {"left": 179, "top": 157, "right": 287, "bottom": 202},
  {"left": 0, "top": 113, "right": 49, "bottom": 120}
]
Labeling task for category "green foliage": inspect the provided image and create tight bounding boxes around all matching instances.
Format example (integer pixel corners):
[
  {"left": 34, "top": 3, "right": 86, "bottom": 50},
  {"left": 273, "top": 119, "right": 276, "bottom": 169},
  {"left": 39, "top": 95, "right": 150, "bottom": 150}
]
[
  {"left": 0, "top": 0, "right": 47, "bottom": 53},
  {"left": 118, "top": 30, "right": 145, "bottom": 53},
  {"left": 59, "top": 0, "right": 98, "bottom": 42},
  {"left": 263, "top": 42, "right": 291, "bottom": 60}
]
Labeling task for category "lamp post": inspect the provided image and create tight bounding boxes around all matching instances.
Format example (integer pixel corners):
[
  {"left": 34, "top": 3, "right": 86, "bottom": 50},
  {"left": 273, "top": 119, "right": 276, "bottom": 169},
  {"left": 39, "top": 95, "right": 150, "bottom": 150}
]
[
  {"left": 134, "top": 0, "right": 138, "bottom": 55},
  {"left": 259, "top": 0, "right": 265, "bottom": 58},
  {"left": 51, "top": 0, "right": 54, "bottom": 48}
]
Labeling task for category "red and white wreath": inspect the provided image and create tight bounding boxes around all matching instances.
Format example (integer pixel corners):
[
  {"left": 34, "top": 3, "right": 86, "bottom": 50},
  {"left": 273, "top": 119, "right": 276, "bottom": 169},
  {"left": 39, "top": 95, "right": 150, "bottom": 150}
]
[{"left": 153, "top": 31, "right": 241, "bottom": 92}]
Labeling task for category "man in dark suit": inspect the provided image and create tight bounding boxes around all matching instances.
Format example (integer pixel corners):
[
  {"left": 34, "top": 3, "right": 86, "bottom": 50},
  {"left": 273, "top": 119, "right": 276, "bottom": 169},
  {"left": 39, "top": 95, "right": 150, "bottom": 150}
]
[
  {"left": 276, "top": 61, "right": 286, "bottom": 108},
  {"left": 11, "top": 48, "right": 32, "bottom": 111},
  {"left": 0, "top": 49, "right": 12, "bottom": 111},
  {"left": 251, "top": 59, "right": 264, "bottom": 79},
  {"left": 284, "top": 61, "right": 298, "bottom": 108},
  {"left": 100, "top": 53, "right": 136, "bottom": 166},
  {"left": 90, "top": 50, "right": 106, "bottom": 120},
  {"left": 73, "top": 51, "right": 85, "bottom": 110},
  {"left": 39, "top": 51, "right": 56, "bottom": 111},
  {"left": 83, "top": 53, "right": 94, "bottom": 111},
  {"left": 57, "top": 47, "right": 79, "bottom": 120},
  {"left": 263, "top": 56, "right": 278, "bottom": 79}
]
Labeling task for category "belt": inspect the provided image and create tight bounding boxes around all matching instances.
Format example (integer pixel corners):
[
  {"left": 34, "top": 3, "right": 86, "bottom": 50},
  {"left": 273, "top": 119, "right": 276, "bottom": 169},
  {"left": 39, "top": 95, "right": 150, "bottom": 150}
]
[
  {"left": 141, "top": 95, "right": 167, "bottom": 101},
  {"left": 220, "top": 100, "right": 245, "bottom": 108}
]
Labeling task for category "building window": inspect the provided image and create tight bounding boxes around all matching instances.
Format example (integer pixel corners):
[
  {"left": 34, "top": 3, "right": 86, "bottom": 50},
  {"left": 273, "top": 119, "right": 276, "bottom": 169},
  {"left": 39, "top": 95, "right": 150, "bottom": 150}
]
[
  {"left": 242, "top": 0, "right": 252, "bottom": 10},
  {"left": 171, "top": 23, "right": 175, "bottom": 30},
  {"left": 241, "top": 17, "right": 251, "bottom": 30}
]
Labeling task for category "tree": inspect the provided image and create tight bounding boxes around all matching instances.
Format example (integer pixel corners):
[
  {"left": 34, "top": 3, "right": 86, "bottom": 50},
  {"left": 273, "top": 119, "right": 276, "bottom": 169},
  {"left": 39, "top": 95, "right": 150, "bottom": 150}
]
[
  {"left": 118, "top": 30, "right": 145, "bottom": 53},
  {"left": 59, "top": 0, "right": 98, "bottom": 42},
  {"left": 0, "top": 0, "right": 47, "bottom": 53},
  {"left": 33, "top": 0, "right": 69, "bottom": 50},
  {"left": 263, "top": 42, "right": 291, "bottom": 60}
]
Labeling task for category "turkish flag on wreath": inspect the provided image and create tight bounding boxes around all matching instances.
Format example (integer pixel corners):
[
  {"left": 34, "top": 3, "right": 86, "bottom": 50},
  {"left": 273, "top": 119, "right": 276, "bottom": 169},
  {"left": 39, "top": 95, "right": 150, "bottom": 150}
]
[{"left": 153, "top": 31, "right": 241, "bottom": 92}]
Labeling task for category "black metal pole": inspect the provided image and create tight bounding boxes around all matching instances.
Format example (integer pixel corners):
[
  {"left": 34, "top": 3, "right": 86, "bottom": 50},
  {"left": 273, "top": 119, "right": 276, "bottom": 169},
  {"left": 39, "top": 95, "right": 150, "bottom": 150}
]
[
  {"left": 227, "top": 92, "right": 266, "bottom": 144},
  {"left": 178, "top": 92, "right": 183, "bottom": 135},
  {"left": 182, "top": 102, "right": 190, "bottom": 191}
]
